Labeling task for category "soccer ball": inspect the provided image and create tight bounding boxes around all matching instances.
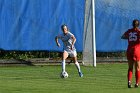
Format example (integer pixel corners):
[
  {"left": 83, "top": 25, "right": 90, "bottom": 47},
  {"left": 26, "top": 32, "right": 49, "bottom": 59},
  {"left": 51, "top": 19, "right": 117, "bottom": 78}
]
[{"left": 60, "top": 71, "right": 68, "bottom": 78}]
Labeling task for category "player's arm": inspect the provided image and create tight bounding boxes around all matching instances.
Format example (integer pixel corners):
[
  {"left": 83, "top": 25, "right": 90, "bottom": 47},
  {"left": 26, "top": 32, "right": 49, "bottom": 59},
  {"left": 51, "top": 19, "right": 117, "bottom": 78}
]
[
  {"left": 121, "top": 30, "right": 130, "bottom": 39},
  {"left": 55, "top": 36, "right": 60, "bottom": 47},
  {"left": 121, "top": 34, "right": 128, "bottom": 39},
  {"left": 138, "top": 31, "right": 140, "bottom": 38},
  {"left": 71, "top": 35, "right": 76, "bottom": 45},
  {"left": 71, "top": 35, "right": 76, "bottom": 49},
  {"left": 121, "top": 31, "right": 129, "bottom": 39}
]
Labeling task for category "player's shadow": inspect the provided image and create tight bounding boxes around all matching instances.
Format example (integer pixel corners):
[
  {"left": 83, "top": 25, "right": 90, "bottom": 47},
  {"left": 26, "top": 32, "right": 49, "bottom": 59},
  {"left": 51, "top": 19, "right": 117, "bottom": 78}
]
[{"left": 15, "top": 59, "right": 34, "bottom": 66}]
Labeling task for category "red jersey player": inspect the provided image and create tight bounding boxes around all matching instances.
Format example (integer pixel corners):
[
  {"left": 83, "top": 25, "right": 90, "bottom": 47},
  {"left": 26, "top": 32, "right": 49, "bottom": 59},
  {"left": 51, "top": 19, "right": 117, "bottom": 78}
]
[{"left": 121, "top": 19, "right": 140, "bottom": 88}]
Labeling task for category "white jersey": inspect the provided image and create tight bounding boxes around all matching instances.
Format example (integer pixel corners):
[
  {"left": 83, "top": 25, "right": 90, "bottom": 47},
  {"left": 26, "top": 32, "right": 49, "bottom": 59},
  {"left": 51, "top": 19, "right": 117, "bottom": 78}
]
[{"left": 57, "top": 32, "right": 76, "bottom": 51}]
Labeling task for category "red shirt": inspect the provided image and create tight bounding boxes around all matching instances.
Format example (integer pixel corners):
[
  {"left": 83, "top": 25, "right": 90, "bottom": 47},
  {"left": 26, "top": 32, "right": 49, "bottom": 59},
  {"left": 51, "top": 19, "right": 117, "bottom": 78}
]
[
  {"left": 124, "top": 28, "right": 140, "bottom": 48},
  {"left": 124, "top": 28, "right": 140, "bottom": 61}
]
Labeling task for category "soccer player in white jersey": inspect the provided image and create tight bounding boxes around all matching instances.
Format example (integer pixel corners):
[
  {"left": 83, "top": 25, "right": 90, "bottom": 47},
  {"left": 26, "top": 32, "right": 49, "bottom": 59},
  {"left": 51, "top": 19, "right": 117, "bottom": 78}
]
[{"left": 55, "top": 24, "right": 83, "bottom": 77}]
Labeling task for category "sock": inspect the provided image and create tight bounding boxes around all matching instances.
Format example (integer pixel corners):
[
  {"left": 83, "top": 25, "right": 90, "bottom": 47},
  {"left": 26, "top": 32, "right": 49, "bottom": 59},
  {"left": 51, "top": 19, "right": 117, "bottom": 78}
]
[
  {"left": 75, "top": 62, "right": 81, "bottom": 72},
  {"left": 62, "top": 60, "right": 66, "bottom": 72},
  {"left": 128, "top": 69, "right": 133, "bottom": 83},
  {"left": 135, "top": 70, "right": 140, "bottom": 84}
]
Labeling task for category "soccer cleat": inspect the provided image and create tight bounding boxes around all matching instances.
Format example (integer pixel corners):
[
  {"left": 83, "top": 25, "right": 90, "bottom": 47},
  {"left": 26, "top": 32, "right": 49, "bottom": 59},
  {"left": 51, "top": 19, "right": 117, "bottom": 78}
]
[
  {"left": 79, "top": 72, "right": 83, "bottom": 77},
  {"left": 128, "top": 82, "right": 132, "bottom": 88},
  {"left": 135, "top": 84, "right": 139, "bottom": 88}
]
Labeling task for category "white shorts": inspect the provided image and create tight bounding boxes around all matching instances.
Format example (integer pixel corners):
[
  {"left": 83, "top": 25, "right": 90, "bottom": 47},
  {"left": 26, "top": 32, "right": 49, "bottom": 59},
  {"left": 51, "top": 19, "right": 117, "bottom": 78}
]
[{"left": 64, "top": 49, "right": 77, "bottom": 57}]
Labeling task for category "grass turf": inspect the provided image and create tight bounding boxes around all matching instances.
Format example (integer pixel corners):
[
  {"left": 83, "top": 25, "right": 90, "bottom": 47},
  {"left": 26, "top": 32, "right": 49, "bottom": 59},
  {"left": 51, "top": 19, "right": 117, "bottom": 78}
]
[{"left": 0, "top": 64, "right": 140, "bottom": 93}]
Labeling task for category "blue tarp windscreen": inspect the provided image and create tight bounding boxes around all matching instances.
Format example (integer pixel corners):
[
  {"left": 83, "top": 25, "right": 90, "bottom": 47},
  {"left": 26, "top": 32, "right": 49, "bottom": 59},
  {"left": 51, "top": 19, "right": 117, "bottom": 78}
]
[
  {"left": 95, "top": 0, "right": 140, "bottom": 52},
  {"left": 0, "top": 0, "right": 85, "bottom": 51}
]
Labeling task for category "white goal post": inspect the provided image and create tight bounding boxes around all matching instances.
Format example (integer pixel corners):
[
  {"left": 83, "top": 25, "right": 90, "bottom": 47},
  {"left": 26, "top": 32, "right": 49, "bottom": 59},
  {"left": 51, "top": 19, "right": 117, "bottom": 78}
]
[{"left": 83, "top": 0, "right": 96, "bottom": 67}]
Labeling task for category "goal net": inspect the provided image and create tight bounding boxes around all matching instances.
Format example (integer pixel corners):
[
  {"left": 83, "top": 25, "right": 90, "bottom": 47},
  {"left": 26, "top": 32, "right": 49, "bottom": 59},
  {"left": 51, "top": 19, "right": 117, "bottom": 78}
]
[
  {"left": 83, "top": 0, "right": 96, "bottom": 66},
  {"left": 83, "top": 0, "right": 140, "bottom": 66}
]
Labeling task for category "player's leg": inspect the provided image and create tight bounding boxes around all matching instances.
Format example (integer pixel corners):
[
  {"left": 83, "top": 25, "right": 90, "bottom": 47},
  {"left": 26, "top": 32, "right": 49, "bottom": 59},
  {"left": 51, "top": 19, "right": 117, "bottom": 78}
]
[
  {"left": 72, "top": 56, "right": 83, "bottom": 77},
  {"left": 134, "top": 61, "right": 140, "bottom": 88},
  {"left": 70, "top": 50, "right": 83, "bottom": 77},
  {"left": 73, "top": 56, "right": 81, "bottom": 72},
  {"left": 134, "top": 48, "right": 140, "bottom": 87},
  {"left": 127, "top": 60, "right": 134, "bottom": 88},
  {"left": 127, "top": 49, "right": 134, "bottom": 88},
  {"left": 61, "top": 51, "right": 68, "bottom": 72}
]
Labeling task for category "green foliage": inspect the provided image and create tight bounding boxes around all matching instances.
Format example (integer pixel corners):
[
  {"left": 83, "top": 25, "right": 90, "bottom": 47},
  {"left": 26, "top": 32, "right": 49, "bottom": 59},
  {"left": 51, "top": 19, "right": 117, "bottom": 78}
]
[
  {"left": 96, "top": 51, "right": 126, "bottom": 57},
  {"left": 0, "top": 50, "right": 83, "bottom": 59},
  {"left": 0, "top": 50, "right": 126, "bottom": 59}
]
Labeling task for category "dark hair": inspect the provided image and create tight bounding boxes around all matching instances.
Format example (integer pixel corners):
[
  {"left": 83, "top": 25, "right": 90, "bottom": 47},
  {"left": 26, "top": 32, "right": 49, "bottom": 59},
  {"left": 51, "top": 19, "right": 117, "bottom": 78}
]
[
  {"left": 61, "top": 24, "right": 68, "bottom": 30},
  {"left": 132, "top": 19, "right": 139, "bottom": 27}
]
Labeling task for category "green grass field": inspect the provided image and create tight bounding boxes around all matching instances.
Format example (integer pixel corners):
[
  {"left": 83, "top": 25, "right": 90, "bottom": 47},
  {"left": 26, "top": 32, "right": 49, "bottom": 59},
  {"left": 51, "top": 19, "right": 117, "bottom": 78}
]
[{"left": 0, "top": 63, "right": 140, "bottom": 93}]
